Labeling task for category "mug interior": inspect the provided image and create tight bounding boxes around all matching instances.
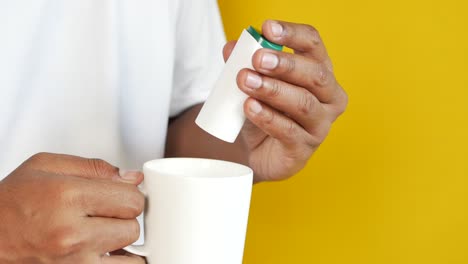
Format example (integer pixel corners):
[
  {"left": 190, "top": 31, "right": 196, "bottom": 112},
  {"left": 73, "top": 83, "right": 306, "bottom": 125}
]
[{"left": 144, "top": 158, "right": 253, "bottom": 179}]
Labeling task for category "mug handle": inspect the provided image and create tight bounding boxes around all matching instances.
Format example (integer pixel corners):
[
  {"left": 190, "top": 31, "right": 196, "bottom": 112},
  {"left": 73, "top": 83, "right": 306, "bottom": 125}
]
[{"left": 124, "top": 182, "right": 149, "bottom": 257}]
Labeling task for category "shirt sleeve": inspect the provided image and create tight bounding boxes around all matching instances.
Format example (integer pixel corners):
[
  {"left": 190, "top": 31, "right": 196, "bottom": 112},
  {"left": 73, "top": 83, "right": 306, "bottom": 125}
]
[{"left": 169, "top": 0, "right": 227, "bottom": 117}]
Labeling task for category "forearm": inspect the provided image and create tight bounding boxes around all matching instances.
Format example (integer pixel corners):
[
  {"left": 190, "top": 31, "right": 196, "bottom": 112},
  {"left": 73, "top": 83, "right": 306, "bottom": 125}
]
[{"left": 165, "top": 104, "right": 249, "bottom": 166}]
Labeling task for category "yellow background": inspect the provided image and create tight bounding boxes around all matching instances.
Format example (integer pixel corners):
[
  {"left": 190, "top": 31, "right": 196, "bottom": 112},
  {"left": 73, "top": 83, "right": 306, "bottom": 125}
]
[{"left": 218, "top": 0, "right": 468, "bottom": 263}]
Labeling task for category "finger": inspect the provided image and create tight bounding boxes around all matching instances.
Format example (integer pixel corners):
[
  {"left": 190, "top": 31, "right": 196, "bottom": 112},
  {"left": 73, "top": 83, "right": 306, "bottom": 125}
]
[
  {"left": 251, "top": 49, "right": 340, "bottom": 104},
  {"left": 243, "top": 98, "right": 320, "bottom": 149},
  {"left": 25, "top": 153, "right": 144, "bottom": 184},
  {"left": 261, "top": 20, "right": 329, "bottom": 63},
  {"left": 86, "top": 217, "right": 140, "bottom": 253},
  {"left": 117, "top": 170, "right": 145, "bottom": 185},
  {"left": 238, "top": 69, "right": 330, "bottom": 135},
  {"left": 26, "top": 153, "right": 116, "bottom": 179},
  {"left": 102, "top": 255, "right": 146, "bottom": 264},
  {"left": 76, "top": 178, "right": 145, "bottom": 219},
  {"left": 223, "top": 40, "right": 237, "bottom": 62}
]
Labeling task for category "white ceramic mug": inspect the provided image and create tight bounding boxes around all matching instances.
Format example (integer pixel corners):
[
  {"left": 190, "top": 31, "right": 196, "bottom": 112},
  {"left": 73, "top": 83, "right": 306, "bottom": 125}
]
[{"left": 124, "top": 158, "right": 253, "bottom": 264}]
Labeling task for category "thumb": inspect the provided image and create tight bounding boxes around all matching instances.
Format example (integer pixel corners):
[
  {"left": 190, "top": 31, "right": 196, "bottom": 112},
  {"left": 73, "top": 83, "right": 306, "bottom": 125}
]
[
  {"left": 223, "top": 40, "right": 237, "bottom": 62},
  {"left": 25, "top": 153, "right": 143, "bottom": 185},
  {"left": 117, "top": 170, "right": 144, "bottom": 185}
]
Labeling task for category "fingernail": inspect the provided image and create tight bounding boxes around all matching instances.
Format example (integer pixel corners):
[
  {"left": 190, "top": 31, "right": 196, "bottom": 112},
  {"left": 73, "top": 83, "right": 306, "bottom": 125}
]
[
  {"left": 119, "top": 170, "right": 141, "bottom": 181},
  {"left": 245, "top": 72, "right": 262, "bottom": 89},
  {"left": 261, "top": 53, "right": 279, "bottom": 70},
  {"left": 249, "top": 100, "right": 263, "bottom": 114},
  {"left": 270, "top": 21, "right": 283, "bottom": 38}
]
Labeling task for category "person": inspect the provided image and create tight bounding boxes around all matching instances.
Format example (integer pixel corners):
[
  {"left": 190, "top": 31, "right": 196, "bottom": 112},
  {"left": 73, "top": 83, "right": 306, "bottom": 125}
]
[{"left": 0, "top": 1, "right": 347, "bottom": 263}]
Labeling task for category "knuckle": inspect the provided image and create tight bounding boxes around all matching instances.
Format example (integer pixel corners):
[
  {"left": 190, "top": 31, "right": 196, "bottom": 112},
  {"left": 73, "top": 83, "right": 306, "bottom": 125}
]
[
  {"left": 262, "top": 110, "right": 276, "bottom": 127},
  {"left": 55, "top": 179, "right": 80, "bottom": 205},
  {"left": 313, "top": 64, "right": 330, "bottom": 87},
  {"left": 332, "top": 87, "right": 349, "bottom": 118},
  {"left": 57, "top": 183, "right": 75, "bottom": 202},
  {"left": 266, "top": 79, "right": 282, "bottom": 98},
  {"left": 121, "top": 219, "right": 140, "bottom": 245},
  {"left": 127, "top": 219, "right": 141, "bottom": 243},
  {"left": 87, "top": 158, "right": 117, "bottom": 178},
  {"left": 304, "top": 24, "right": 321, "bottom": 46},
  {"left": 282, "top": 55, "right": 296, "bottom": 74},
  {"left": 126, "top": 187, "right": 145, "bottom": 217},
  {"left": 285, "top": 120, "right": 299, "bottom": 138},
  {"left": 338, "top": 89, "right": 349, "bottom": 114},
  {"left": 26, "top": 152, "right": 52, "bottom": 167},
  {"left": 298, "top": 93, "right": 317, "bottom": 116},
  {"left": 46, "top": 226, "right": 84, "bottom": 257},
  {"left": 304, "top": 132, "right": 321, "bottom": 150},
  {"left": 28, "top": 152, "right": 48, "bottom": 161},
  {"left": 313, "top": 122, "right": 332, "bottom": 144}
]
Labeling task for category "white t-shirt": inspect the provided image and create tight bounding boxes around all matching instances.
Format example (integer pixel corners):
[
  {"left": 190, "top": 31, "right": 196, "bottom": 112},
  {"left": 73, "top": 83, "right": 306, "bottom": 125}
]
[{"left": 0, "top": 0, "right": 226, "bottom": 179}]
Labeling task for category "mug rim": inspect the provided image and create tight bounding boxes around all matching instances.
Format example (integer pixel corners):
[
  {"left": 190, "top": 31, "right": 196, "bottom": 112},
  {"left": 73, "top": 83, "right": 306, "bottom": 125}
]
[{"left": 143, "top": 157, "right": 253, "bottom": 179}]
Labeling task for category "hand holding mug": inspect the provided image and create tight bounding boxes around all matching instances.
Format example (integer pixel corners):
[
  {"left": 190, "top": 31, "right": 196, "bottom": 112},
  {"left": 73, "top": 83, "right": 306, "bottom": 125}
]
[{"left": 0, "top": 153, "right": 145, "bottom": 264}]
